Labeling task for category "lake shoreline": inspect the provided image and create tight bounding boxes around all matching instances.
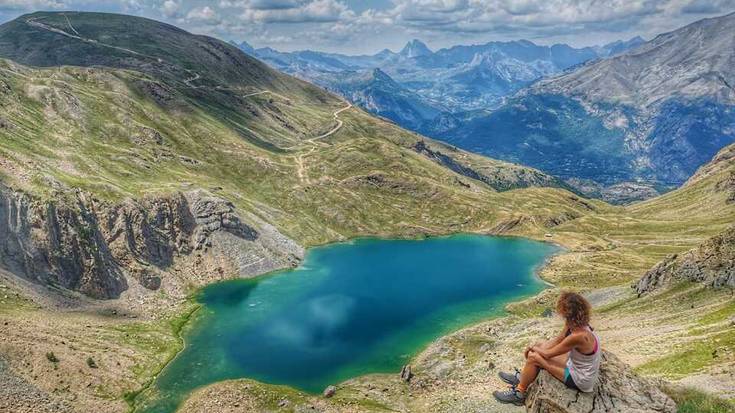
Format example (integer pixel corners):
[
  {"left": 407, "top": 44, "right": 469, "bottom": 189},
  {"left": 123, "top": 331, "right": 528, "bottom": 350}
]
[{"left": 133, "top": 232, "right": 566, "bottom": 410}]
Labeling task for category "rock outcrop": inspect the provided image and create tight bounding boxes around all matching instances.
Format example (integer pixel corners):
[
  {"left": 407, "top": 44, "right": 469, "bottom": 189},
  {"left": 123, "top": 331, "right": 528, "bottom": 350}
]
[
  {"left": 412, "top": 139, "right": 565, "bottom": 192},
  {"left": 0, "top": 185, "right": 303, "bottom": 300},
  {"left": 525, "top": 352, "right": 676, "bottom": 413},
  {"left": 0, "top": 187, "right": 127, "bottom": 299},
  {"left": 636, "top": 226, "right": 735, "bottom": 294}
]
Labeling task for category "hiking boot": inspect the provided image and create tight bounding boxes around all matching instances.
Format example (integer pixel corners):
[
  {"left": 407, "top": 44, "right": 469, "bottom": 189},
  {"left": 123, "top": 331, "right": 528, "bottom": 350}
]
[
  {"left": 493, "top": 387, "right": 526, "bottom": 406},
  {"left": 498, "top": 369, "right": 520, "bottom": 386}
]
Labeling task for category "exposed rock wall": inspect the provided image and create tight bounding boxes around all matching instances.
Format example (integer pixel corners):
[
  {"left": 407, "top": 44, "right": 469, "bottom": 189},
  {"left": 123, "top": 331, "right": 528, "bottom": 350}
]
[
  {"left": 525, "top": 352, "right": 676, "bottom": 413},
  {"left": 0, "top": 185, "right": 303, "bottom": 300},
  {"left": 0, "top": 187, "right": 126, "bottom": 299},
  {"left": 411, "top": 140, "right": 565, "bottom": 192},
  {"left": 636, "top": 226, "right": 735, "bottom": 293}
]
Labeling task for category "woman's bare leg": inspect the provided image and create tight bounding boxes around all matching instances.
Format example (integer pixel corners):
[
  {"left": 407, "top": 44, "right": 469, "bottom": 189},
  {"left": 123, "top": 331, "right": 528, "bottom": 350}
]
[
  {"left": 535, "top": 353, "right": 567, "bottom": 382},
  {"left": 518, "top": 352, "right": 568, "bottom": 392},
  {"left": 517, "top": 352, "right": 541, "bottom": 392}
]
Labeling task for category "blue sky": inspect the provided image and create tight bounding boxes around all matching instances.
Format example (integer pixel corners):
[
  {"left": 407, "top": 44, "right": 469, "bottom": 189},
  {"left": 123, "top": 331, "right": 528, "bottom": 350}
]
[{"left": 0, "top": 0, "right": 733, "bottom": 54}]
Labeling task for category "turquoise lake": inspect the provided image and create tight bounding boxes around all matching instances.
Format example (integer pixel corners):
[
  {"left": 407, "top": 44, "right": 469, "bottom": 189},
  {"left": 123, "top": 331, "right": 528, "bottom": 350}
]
[{"left": 138, "top": 235, "right": 558, "bottom": 413}]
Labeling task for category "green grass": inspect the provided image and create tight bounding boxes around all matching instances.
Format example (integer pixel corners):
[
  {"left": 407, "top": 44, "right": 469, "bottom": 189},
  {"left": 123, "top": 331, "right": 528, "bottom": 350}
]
[
  {"left": 699, "top": 300, "right": 735, "bottom": 325},
  {"left": 0, "top": 61, "right": 592, "bottom": 249},
  {"left": 119, "top": 303, "right": 200, "bottom": 411},
  {"left": 665, "top": 387, "right": 735, "bottom": 413},
  {"left": 637, "top": 328, "right": 735, "bottom": 379}
]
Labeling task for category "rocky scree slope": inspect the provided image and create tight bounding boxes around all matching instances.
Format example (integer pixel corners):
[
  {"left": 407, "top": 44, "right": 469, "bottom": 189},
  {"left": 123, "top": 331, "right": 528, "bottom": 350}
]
[{"left": 436, "top": 12, "right": 735, "bottom": 202}]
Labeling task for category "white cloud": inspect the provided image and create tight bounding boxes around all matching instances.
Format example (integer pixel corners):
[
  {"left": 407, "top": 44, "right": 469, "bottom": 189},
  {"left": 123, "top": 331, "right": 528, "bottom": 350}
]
[
  {"left": 160, "top": 0, "right": 180, "bottom": 17},
  {"left": 0, "top": 0, "right": 732, "bottom": 53},
  {"left": 232, "top": 0, "right": 352, "bottom": 23},
  {"left": 249, "top": 0, "right": 301, "bottom": 10},
  {"left": 388, "top": 0, "right": 663, "bottom": 32},
  {"left": 186, "top": 5, "right": 220, "bottom": 24},
  {"left": 0, "top": 0, "right": 67, "bottom": 9}
]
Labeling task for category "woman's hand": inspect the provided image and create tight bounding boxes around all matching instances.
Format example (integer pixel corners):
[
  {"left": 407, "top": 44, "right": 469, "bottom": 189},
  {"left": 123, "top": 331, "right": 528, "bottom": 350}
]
[
  {"left": 524, "top": 341, "right": 544, "bottom": 358},
  {"left": 531, "top": 345, "right": 550, "bottom": 359},
  {"left": 524, "top": 346, "right": 533, "bottom": 359}
]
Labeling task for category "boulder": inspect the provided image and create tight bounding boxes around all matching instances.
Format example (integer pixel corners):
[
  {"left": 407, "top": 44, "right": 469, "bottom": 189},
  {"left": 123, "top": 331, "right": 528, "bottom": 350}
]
[
  {"left": 400, "top": 365, "right": 413, "bottom": 382},
  {"left": 323, "top": 385, "right": 336, "bottom": 398},
  {"left": 525, "top": 352, "right": 676, "bottom": 413}
]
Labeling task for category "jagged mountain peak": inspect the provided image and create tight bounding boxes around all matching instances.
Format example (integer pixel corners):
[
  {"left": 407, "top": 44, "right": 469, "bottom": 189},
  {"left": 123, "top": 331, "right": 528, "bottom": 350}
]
[
  {"left": 400, "top": 39, "right": 432, "bottom": 58},
  {"left": 237, "top": 40, "right": 255, "bottom": 54}
]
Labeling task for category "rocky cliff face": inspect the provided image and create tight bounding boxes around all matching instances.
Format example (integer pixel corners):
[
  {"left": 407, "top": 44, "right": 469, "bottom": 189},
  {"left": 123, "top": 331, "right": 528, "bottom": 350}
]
[
  {"left": 636, "top": 226, "right": 735, "bottom": 294},
  {"left": 0, "top": 185, "right": 303, "bottom": 300},
  {"left": 526, "top": 352, "right": 676, "bottom": 413},
  {"left": 0, "top": 187, "right": 127, "bottom": 299}
]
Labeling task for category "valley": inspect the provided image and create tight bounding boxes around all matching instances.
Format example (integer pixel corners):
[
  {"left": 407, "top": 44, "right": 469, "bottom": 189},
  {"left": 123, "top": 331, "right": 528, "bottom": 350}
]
[
  {"left": 240, "top": 15, "right": 735, "bottom": 205},
  {"left": 0, "top": 9, "right": 732, "bottom": 413}
]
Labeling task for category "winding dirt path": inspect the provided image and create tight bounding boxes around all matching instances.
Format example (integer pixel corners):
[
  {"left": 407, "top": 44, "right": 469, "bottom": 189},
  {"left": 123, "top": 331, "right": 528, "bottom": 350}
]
[
  {"left": 310, "top": 103, "right": 352, "bottom": 142},
  {"left": 26, "top": 16, "right": 152, "bottom": 59},
  {"left": 26, "top": 13, "right": 355, "bottom": 187},
  {"left": 294, "top": 102, "right": 353, "bottom": 184}
]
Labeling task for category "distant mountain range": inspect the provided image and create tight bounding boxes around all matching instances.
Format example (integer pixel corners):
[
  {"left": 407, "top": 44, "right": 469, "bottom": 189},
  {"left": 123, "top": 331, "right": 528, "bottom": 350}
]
[
  {"left": 437, "top": 12, "right": 735, "bottom": 202},
  {"left": 233, "top": 36, "right": 644, "bottom": 120},
  {"left": 235, "top": 14, "right": 734, "bottom": 204}
]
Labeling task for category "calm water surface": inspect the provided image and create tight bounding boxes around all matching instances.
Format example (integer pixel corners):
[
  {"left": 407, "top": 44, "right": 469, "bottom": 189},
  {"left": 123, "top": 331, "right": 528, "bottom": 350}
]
[{"left": 138, "top": 235, "right": 557, "bottom": 413}]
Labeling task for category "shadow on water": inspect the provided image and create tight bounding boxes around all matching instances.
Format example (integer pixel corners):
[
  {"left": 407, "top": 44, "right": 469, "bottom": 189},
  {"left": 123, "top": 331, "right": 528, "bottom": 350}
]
[{"left": 136, "top": 235, "right": 558, "bottom": 413}]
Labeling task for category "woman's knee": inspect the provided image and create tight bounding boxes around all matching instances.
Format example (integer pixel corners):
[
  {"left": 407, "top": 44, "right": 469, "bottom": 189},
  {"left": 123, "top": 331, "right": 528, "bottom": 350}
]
[{"left": 527, "top": 352, "right": 543, "bottom": 367}]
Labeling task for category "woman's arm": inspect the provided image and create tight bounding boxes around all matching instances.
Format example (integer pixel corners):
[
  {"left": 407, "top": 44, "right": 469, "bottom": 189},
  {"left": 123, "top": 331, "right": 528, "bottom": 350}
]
[
  {"left": 532, "top": 333, "right": 583, "bottom": 359},
  {"left": 525, "top": 326, "right": 568, "bottom": 358},
  {"left": 547, "top": 326, "right": 568, "bottom": 348}
]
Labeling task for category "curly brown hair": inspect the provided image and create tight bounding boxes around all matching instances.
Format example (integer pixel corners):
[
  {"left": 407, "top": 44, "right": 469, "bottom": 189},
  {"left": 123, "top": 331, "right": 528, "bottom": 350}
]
[{"left": 556, "top": 291, "right": 592, "bottom": 330}]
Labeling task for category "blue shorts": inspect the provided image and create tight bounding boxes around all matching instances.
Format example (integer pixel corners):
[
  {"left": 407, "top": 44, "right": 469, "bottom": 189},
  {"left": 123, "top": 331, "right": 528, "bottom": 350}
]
[{"left": 563, "top": 367, "right": 581, "bottom": 391}]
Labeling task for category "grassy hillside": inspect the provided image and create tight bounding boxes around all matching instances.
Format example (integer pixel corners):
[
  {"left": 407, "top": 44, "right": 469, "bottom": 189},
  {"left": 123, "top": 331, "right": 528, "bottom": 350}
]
[
  {"left": 0, "top": 11, "right": 733, "bottom": 413},
  {"left": 0, "top": 11, "right": 576, "bottom": 247},
  {"left": 0, "top": 58, "right": 585, "bottom": 248}
]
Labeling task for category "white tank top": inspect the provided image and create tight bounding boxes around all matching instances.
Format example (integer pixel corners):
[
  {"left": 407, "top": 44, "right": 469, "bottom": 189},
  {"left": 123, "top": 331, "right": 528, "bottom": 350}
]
[{"left": 566, "top": 326, "right": 602, "bottom": 392}]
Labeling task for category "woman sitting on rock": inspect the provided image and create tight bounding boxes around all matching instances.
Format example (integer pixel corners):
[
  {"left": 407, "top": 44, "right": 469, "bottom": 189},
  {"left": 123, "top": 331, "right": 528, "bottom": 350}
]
[{"left": 493, "top": 291, "right": 602, "bottom": 406}]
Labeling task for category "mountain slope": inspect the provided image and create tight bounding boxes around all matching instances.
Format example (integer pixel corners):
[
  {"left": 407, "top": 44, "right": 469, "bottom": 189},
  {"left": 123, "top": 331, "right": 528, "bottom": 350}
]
[
  {"left": 536, "top": 13, "right": 735, "bottom": 106},
  {"left": 242, "top": 38, "right": 609, "bottom": 125},
  {"left": 636, "top": 225, "right": 735, "bottom": 293},
  {"left": 437, "top": 12, "right": 735, "bottom": 201},
  {"left": 0, "top": 12, "right": 287, "bottom": 91},
  {"left": 0, "top": 11, "right": 579, "bottom": 301},
  {"left": 314, "top": 68, "right": 446, "bottom": 130},
  {"left": 596, "top": 36, "right": 646, "bottom": 57},
  {"left": 0, "top": 11, "right": 343, "bottom": 151}
]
